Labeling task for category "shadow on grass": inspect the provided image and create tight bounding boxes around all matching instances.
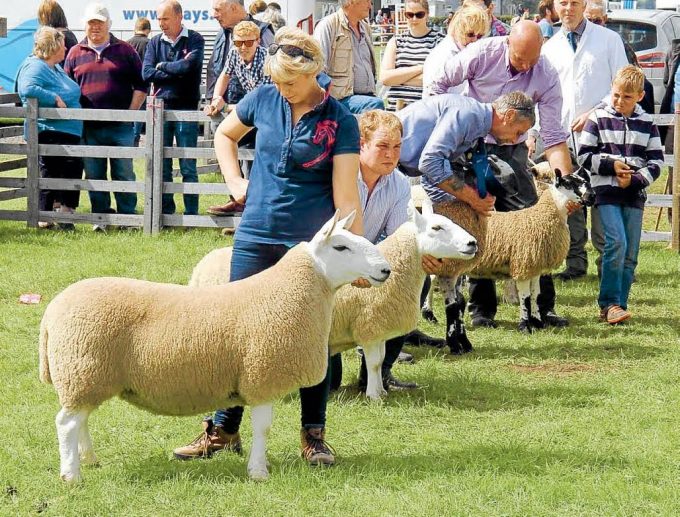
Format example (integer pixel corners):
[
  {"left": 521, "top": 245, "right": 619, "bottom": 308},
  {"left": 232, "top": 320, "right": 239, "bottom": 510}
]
[
  {"left": 117, "top": 440, "right": 629, "bottom": 484},
  {"left": 344, "top": 442, "right": 630, "bottom": 476},
  {"left": 333, "top": 375, "right": 606, "bottom": 412}
]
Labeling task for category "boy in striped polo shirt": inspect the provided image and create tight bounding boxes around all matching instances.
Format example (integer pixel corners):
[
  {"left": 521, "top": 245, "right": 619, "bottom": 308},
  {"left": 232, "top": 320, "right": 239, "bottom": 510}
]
[{"left": 578, "top": 65, "right": 664, "bottom": 325}]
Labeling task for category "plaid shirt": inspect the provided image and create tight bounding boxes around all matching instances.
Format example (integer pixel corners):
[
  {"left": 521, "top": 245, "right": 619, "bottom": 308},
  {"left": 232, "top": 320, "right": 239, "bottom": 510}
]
[{"left": 223, "top": 45, "right": 271, "bottom": 104}]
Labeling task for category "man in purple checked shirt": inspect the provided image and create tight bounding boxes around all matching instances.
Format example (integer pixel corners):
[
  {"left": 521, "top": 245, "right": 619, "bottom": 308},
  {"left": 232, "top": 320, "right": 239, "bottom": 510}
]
[{"left": 428, "top": 20, "right": 574, "bottom": 330}]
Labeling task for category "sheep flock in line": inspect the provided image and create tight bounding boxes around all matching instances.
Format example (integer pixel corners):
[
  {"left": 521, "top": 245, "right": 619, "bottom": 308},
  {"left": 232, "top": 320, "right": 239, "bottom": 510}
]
[{"left": 38, "top": 164, "right": 593, "bottom": 482}]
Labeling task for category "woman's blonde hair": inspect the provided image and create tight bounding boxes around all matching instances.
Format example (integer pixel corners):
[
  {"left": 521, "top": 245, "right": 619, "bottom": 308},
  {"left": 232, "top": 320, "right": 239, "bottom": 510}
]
[
  {"left": 265, "top": 27, "right": 324, "bottom": 83},
  {"left": 233, "top": 20, "right": 261, "bottom": 39},
  {"left": 359, "top": 110, "right": 403, "bottom": 142},
  {"left": 33, "top": 26, "right": 65, "bottom": 60},
  {"left": 449, "top": 5, "right": 490, "bottom": 45}
]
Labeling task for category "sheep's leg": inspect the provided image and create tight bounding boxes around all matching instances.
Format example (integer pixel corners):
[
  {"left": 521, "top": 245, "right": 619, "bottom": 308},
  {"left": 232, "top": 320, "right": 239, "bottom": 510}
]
[
  {"left": 528, "top": 276, "right": 544, "bottom": 329},
  {"left": 363, "top": 341, "right": 387, "bottom": 401},
  {"left": 516, "top": 279, "right": 533, "bottom": 333},
  {"left": 56, "top": 407, "right": 87, "bottom": 483},
  {"left": 78, "top": 410, "right": 98, "bottom": 466},
  {"left": 421, "top": 275, "right": 438, "bottom": 323},
  {"left": 442, "top": 276, "right": 473, "bottom": 355},
  {"left": 247, "top": 403, "right": 273, "bottom": 481}
]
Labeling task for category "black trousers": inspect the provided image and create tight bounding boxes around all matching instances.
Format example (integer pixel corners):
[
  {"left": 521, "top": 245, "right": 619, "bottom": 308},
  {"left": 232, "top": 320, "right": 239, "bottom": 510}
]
[
  {"left": 468, "top": 142, "right": 557, "bottom": 319},
  {"left": 38, "top": 131, "right": 82, "bottom": 210}
]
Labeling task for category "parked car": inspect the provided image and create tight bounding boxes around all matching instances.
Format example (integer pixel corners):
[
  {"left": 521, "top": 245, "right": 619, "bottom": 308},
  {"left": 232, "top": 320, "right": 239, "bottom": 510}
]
[{"left": 607, "top": 9, "right": 680, "bottom": 105}]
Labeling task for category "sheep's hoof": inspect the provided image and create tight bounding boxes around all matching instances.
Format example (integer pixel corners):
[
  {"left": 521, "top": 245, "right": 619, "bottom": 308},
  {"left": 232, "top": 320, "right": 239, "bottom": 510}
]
[
  {"left": 247, "top": 465, "right": 270, "bottom": 481},
  {"left": 421, "top": 309, "right": 438, "bottom": 324},
  {"left": 60, "top": 472, "right": 82, "bottom": 484},
  {"left": 529, "top": 316, "right": 545, "bottom": 330},
  {"left": 518, "top": 320, "right": 533, "bottom": 334},
  {"left": 80, "top": 452, "right": 99, "bottom": 466},
  {"left": 365, "top": 389, "right": 387, "bottom": 401}
]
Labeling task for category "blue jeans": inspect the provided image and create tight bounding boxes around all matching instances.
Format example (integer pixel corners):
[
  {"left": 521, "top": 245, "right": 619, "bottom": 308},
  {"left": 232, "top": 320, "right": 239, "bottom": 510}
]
[
  {"left": 340, "top": 94, "right": 384, "bottom": 114},
  {"left": 598, "top": 204, "right": 643, "bottom": 310},
  {"left": 83, "top": 123, "right": 137, "bottom": 215},
  {"left": 214, "top": 239, "right": 332, "bottom": 432},
  {"left": 133, "top": 104, "right": 146, "bottom": 147},
  {"left": 162, "top": 121, "right": 199, "bottom": 215}
]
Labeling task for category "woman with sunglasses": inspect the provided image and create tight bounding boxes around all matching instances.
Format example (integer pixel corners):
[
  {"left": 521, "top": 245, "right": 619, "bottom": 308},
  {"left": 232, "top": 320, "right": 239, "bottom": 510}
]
[
  {"left": 204, "top": 21, "right": 271, "bottom": 118},
  {"left": 423, "top": 5, "right": 490, "bottom": 97},
  {"left": 380, "top": 1, "right": 444, "bottom": 111},
  {"left": 173, "top": 28, "right": 364, "bottom": 468}
]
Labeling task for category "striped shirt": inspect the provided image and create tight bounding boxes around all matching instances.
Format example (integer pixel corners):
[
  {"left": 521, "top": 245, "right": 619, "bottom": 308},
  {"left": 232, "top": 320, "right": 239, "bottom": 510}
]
[
  {"left": 359, "top": 169, "right": 411, "bottom": 244},
  {"left": 385, "top": 29, "right": 444, "bottom": 111},
  {"left": 578, "top": 103, "right": 663, "bottom": 208}
]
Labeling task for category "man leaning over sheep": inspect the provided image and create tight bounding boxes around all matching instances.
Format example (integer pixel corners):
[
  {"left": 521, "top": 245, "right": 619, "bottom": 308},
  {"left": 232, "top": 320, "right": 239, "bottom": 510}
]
[
  {"left": 328, "top": 110, "right": 445, "bottom": 393},
  {"left": 427, "top": 20, "right": 574, "bottom": 329}
]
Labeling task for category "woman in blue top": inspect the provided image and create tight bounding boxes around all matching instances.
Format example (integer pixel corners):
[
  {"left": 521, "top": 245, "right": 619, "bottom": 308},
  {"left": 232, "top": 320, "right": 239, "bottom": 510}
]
[
  {"left": 17, "top": 26, "right": 83, "bottom": 230},
  {"left": 173, "top": 28, "right": 364, "bottom": 467}
]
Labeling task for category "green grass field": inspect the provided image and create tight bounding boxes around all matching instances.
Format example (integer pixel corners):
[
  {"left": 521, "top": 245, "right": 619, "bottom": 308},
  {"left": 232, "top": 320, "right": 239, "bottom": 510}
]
[{"left": 1, "top": 161, "right": 679, "bottom": 515}]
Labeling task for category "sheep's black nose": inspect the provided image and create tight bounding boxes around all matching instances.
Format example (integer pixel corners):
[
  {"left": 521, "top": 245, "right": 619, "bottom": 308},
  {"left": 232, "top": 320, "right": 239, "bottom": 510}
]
[{"left": 381, "top": 268, "right": 391, "bottom": 279}]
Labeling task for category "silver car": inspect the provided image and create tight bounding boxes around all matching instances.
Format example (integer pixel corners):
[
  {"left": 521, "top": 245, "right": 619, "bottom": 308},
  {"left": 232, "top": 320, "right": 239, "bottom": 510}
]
[{"left": 607, "top": 9, "right": 680, "bottom": 105}]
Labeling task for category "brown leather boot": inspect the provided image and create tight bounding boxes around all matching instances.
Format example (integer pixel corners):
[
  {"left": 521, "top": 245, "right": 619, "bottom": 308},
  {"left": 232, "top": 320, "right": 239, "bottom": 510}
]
[
  {"left": 300, "top": 427, "right": 335, "bottom": 466},
  {"left": 173, "top": 419, "right": 242, "bottom": 460}
]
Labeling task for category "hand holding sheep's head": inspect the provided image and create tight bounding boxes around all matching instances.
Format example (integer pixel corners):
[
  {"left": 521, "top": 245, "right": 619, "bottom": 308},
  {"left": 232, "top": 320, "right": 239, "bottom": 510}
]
[
  {"left": 309, "top": 210, "right": 391, "bottom": 289},
  {"left": 554, "top": 169, "right": 596, "bottom": 207},
  {"left": 407, "top": 199, "right": 478, "bottom": 263}
]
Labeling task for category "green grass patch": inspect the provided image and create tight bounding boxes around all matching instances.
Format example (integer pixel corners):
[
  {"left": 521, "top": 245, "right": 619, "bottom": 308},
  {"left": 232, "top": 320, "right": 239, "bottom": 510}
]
[{"left": 0, "top": 165, "right": 679, "bottom": 515}]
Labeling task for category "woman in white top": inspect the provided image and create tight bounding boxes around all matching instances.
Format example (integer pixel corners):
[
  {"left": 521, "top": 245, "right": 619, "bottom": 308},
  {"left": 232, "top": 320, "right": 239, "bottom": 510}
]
[
  {"left": 422, "top": 5, "right": 490, "bottom": 97},
  {"left": 380, "top": 0, "right": 443, "bottom": 110}
]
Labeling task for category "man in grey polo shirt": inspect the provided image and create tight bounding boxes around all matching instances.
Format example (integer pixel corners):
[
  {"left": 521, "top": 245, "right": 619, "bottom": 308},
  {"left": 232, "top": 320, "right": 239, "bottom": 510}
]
[{"left": 314, "top": 0, "right": 385, "bottom": 114}]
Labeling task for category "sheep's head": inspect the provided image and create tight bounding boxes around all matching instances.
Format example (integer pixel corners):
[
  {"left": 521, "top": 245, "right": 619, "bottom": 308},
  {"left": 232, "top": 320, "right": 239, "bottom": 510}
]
[
  {"left": 407, "top": 198, "right": 478, "bottom": 261},
  {"left": 530, "top": 161, "right": 555, "bottom": 195},
  {"left": 309, "top": 210, "right": 391, "bottom": 289},
  {"left": 554, "top": 168, "right": 595, "bottom": 207}
]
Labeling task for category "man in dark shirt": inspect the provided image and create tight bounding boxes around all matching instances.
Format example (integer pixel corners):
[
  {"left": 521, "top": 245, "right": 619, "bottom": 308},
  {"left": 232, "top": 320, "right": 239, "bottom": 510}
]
[
  {"left": 64, "top": 2, "right": 146, "bottom": 230},
  {"left": 143, "top": 0, "right": 204, "bottom": 216}
]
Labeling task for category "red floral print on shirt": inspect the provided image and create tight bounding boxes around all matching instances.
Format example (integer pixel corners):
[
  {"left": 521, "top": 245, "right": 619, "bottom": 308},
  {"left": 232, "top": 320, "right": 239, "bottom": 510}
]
[{"left": 302, "top": 119, "right": 338, "bottom": 168}]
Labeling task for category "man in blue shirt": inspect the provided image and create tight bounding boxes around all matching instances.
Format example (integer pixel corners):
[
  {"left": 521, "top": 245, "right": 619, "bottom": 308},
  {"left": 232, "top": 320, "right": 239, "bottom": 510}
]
[
  {"left": 143, "top": 0, "right": 204, "bottom": 216},
  {"left": 396, "top": 92, "right": 535, "bottom": 215}
]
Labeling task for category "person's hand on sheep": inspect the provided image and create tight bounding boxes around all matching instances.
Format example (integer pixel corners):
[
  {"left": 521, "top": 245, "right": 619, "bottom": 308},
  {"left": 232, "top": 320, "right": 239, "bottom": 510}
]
[
  {"left": 351, "top": 278, "right": 372, "bottom": 288},
  {"left": 226, "top": 176, "right": 249, "bottom": 204},
  {"left": 469, "top": 192, "right": 496, "bottom": 217},
  {"left": 565, "top": 200, "right": 581, "bottom": 215},
  {"left": 421, "top": 254, "right": 444, "bottom": 275}
]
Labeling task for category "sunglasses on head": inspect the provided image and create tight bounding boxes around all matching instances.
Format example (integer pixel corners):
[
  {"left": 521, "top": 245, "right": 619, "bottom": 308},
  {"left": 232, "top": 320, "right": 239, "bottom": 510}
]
[
  {"left": 234, "top": 39, "right": 257, "bottom": 48},
  {"left": 268, "top": 43, "right": 314, "bottom": 61},
  {"left": 589, "top": 17, "right": 604, "bottom": 25},
  {"left": 465, "top": 32, "right": 484, "bottom": 40},
  {"left": 404, "top": 11, "right": 427, "bottom": 19}
]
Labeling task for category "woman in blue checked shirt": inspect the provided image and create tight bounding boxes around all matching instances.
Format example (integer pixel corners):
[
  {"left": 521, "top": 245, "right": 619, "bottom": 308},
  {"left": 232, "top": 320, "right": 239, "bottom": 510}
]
[{"left": 174, "top": 27, "right": 364, "bottom": 468}]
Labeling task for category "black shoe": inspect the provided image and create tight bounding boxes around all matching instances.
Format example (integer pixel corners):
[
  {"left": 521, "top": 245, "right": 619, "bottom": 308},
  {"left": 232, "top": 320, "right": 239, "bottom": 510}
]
[
  {"left": 471, "top": 316, "right": 498, "bottom": 329},
  {"left": 383, "top": 373, "right": 418, "bottom": 391},
  {"left": 403, "top": 329, "right": 445, "bottom": 348},
  {"left": 541, "top": 311, "right": 569, "bottom": 327},
  {"left": 555, "top": 270, "right": 586, "bottom": 281}
]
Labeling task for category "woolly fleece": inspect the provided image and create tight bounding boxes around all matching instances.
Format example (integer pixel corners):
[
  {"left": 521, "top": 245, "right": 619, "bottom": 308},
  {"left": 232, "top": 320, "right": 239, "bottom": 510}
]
[{"left": 39, "top": 245, "right": 332, "bottom": 414}]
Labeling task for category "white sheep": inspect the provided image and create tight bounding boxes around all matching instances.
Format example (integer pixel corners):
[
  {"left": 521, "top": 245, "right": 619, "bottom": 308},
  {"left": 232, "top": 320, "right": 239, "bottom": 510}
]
[
  {"left": 39, "top": 210, "right": 391, "bottom": 483},
  {"left": 190, "top": 200, "right": 478, "bottom": 400},
  {"left": 447, "top": 170, "right": 593, "bottom": 341}
]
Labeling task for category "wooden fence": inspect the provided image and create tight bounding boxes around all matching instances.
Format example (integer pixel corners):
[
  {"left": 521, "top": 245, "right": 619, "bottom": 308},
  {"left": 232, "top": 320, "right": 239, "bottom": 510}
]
[
  {"left": 0, "top": 94, "right": 250, "bottom": 234},
  {"left": 0, "top": 93, "right": 679, "bottom": 249}
]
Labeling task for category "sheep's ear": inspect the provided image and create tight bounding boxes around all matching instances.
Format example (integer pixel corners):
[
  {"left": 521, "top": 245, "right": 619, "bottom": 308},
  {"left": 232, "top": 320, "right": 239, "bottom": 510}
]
[
  {"left": 421, "top": 196, "right": 434, "bottom": 217},
  {"left": 337, "top": 209, "right": 356, "bottom": 231},
  {"left": 408, "top": 200, "right": 426, "bottom": 230},
  {"left": 554, "top": 168, "right": 563, "bottom": 180},
  {"left": 318, "top": 209, "right": 341, "bottom": 241}
]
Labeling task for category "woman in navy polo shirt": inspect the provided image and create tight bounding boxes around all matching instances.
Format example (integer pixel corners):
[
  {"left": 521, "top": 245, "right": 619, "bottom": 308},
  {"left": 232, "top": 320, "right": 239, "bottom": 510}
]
[{"left": 173, "top": 28, "right": 363, "bottom": 467}]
